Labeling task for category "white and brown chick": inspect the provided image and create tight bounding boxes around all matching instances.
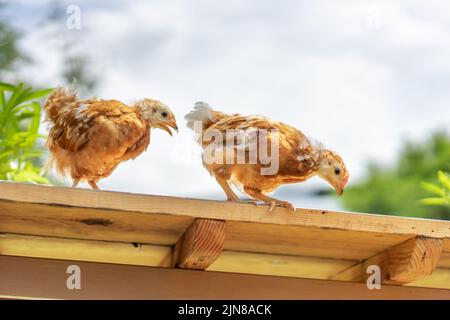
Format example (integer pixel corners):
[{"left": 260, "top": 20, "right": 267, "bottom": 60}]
[
  {"left": 185, "top": 102, "right": 349, "bottom": 211},
  {"left": 44, "top": 87, "right": 178, "bottom": 189}
]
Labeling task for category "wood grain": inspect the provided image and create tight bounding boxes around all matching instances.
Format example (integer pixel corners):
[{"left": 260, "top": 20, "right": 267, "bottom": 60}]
[
  {"left": 0, "top": 233, "right": 172, "bottom": 267},
  {"left": 1, "top": 182, "right": 450, "bottom": 291},
  {"left": 209, "top": 250, "right": 355, "bottom": 279},
  {"left": 173, "top": 219, "right": 225, "bottom": 269},
  {"left": 224, "top": 220, "right": 412, "bottom": 260},
  {"left": 438, "top": 252, "right": 450, "bottom": 268},
  {"left": 1, "top": 182, "right": 450, "bottom": 237},
  {"left": 331, "top": 236, "right": 444, "bottom": 285},
  {"left": 0, "top": 200, "right": 193, "bottom": 245}
]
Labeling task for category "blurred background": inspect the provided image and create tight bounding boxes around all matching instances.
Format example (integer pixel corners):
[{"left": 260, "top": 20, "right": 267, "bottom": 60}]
[{"left": 1, "top": 0, "right": 449, "bottom": 219}]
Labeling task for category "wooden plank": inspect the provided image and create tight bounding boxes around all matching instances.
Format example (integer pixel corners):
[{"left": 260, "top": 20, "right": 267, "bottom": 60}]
[
  {"left": 224, "top": 221, "right": 412, "bottom": 260},
  {"left": 384, "top": 237, "right": 443, "bottom": 284},
  {"left": 407, "top": 268, "right": 450, "bottom": 290},
  {"left": 1, "top": 255, "right": 449, "bottom": 300},
  {"left": 173, "top": 219, "right": 225, "bottom": 269},
  {"left": 208, "top": 250, "right": 355, "bottom": 279},
  {"left": 438, "top": 252, "right": 450, "bottom": 268},
  {"left": 0, "top": 233, "right": 172, "bottom": 267},
  {"left": 0, "top": 200, "right": 193, "bottom": 245},
  {"left": 2, "top": 198, "right": 412, "bottom": 261},
  {"left": 1, "top": 182, "right": 450, "bottom": 287},
  {"left": 1, "top": 182, "right": 450, "bottom": 238},
  {"left": 331, "top": 236, "right": 444, "bottom": 285},
  {"left": 2, "top": 182, "right": 449, "bottom": 264}
]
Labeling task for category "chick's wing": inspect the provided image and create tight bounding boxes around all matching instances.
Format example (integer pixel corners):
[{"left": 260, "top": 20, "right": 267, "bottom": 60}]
[{"left": 51, "top": 99, "right": 146, "bottom": 156}]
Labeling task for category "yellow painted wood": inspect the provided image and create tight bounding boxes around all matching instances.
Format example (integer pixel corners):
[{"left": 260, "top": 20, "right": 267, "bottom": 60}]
[
  {"left": 208, "top": 250, "right": 355, "bottom": 279},
  {"left": 0, "top": 233, "right": 172, "bottom": 267},
  {"left": 407, "top": 269, "right": 450, "bottom": 290}
]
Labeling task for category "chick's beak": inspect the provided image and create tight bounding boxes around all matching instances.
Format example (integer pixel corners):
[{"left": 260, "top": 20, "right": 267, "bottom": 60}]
[
  {"left": 161, "top": 119, "right": 178, "bottom": 136},
  {"left": 335, "top": 174, "right": 349, "bottom": 196}
]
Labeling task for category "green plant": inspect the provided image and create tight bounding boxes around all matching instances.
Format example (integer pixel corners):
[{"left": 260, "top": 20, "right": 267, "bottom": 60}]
[
  {"left": 341, "top": 131, "right": 450, "bottom": 220},
  {"left": 420, "top": 171, "right": 450, "bottom": 207},
  {"left": 0, "top": 82, "right": 52, "bottom": 183}
]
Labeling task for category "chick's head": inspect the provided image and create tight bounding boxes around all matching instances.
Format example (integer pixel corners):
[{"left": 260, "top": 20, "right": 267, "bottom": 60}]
[
  {"left": 317, "top": 149, "right": 349, "bottom": 195},
  {"left": 136, "top": 99, "right": 178, "bottom": 136}
]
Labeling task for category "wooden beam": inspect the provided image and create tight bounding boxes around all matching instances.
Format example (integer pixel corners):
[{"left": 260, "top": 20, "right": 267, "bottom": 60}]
[
  {"left": 0, "top": 199, "right": 194, "bottom": 245},
  {"left": 1, "top": 255, "right": 450, "bottom": 300},
  {"left": 331, "top": 236, "right": 444, "bottom": 285},
  {"left": 0, "top": 233, "right": 172, "bottom": 267},
  {"left": 208, "top": 250, "right": 355, "bottom": 279},
  {"left": 2, "top": 182, "right": 450, "bottom": 263},
  {"left": 1, "top": 182, "right": 450, "bottom": 288},
  {"left": 407, "top": 268, "right": 450, "bottom": 290},
  {"left": 224, "top": 220, "right": 412, "bottom": 260},
  {"left": 1, "top": 181, "right": 450, "bottom": 238},
  {"left": 173, "top": 219, "right": 225, "bottom": 269}
]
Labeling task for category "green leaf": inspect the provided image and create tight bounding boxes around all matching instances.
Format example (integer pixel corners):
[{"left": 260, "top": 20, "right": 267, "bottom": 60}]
[
  {"left": 0, "top": 90, "right": 5, "bottom": 110},
  {"left": 421, "top": 182, "right": 445, "bottom": 197},
  {"left": 13, "top": 103, "right": 35, "bottom": 113},
  {"left": 29, "top": 102, "right": 41, "bottom": 134},
  {"left": 4, "top": 82, "right": 24, "bottom": 112},
  {"left": 0, "top": 82, "right": 15, "bottom": 91},
  {"left": 437, "top": 171, "right": 450, "bottom": 190},
  {"left": 17, "top": 112, "right": 35, "bottom": 121},
  {"left": 10, "top": 169, "right": 49, "bottom": 184},
  {"left": 0, "top": 82, "right": 54, "bottom": 186},
  {"left": 419, "top": 197, "right": 448, "bottom": 206},
  {"left": 18, "top": 88, "right": 53, "bottom": 103},
  {"left": 0, "top": 150, "right": 14, "bottom": 162}
]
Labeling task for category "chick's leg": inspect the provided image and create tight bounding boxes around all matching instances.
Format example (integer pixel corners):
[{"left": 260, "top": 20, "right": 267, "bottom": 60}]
[
  {"left": 88, "top": 180, "right": 100, "bottom": 190},
  {"left": 214, "top": 175, "right": 240, "bottom": 201},
  {"left": 243, "top": 187, "right": 295, "bottom": 212}
]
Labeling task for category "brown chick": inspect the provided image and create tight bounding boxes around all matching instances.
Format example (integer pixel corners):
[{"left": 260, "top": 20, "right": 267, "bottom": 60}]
[
  {"left": 185, "top": 102, "right": 349, "bottom": 211},
  {"left": 44, "top": 87, "right": 178, "bottom": 189}
]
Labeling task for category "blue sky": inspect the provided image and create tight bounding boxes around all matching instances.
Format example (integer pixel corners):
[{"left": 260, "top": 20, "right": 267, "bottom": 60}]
[{"left": 3, "top": 0, "right": 450, "bottom": 209}]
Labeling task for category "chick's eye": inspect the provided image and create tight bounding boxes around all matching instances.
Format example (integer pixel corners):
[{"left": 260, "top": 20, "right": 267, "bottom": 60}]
[
  {"left": 334, "top": 167, "right": 341, "bottom": 175},
  {"left": 161, "top": 111, "right": 168, "bottom": 118}
]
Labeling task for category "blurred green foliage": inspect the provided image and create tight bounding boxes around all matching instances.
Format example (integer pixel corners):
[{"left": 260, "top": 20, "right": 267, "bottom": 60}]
[
  {"left": 0, "top": 82, "right": 52, "bottom": 183},
  {"left": 44, "top": 2, "right": 99, "bottom": 96},
  {"left": 420, "top": 171, "right": 450, "bottom": 208},
  {"left": 0, "top": 14, "right": 27, "bottom": 71},
  {"left": 1, "top": 2, "right": 97, "bottom": 94},
  {"left": 342, "top": 131, "right": 450, "bottom": 220},
  {"left": 0, "top": 3, "right": 97, "bottom": 186}
]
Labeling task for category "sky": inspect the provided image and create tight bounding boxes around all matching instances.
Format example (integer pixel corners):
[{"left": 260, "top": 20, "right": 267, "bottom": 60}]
[{"left": 2, "top": 0, "right": 450, "bottom": 209}]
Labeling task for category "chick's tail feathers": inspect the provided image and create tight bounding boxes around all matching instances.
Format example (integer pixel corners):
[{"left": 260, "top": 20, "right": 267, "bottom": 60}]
[
  {"left": 185, "top": 101, "right": 229, "bottom": 131},
  {"left": 44, "top": 87, "right": 78, "bottom": 123}
]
